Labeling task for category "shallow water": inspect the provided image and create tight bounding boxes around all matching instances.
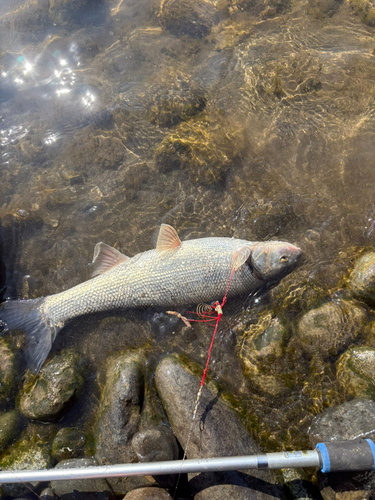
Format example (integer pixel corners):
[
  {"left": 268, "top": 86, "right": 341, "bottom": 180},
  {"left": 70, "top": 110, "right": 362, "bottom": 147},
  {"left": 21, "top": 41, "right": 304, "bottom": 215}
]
[{"left": 1, "top": 0, "right": 375, "bottom": 490}]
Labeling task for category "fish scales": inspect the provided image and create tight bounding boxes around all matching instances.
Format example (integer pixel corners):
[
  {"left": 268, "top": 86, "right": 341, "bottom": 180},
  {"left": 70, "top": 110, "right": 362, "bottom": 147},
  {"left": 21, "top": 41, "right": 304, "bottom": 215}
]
[{"left": 0, "top": 224, "right": 303, "bottom": 373}]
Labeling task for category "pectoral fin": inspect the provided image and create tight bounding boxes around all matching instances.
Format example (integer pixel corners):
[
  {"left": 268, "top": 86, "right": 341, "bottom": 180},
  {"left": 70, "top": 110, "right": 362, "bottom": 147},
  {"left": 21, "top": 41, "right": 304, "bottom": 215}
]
[
  {"left": 91, "top": 242, "right": 129, "bottom": 277},
  {"left": 156, "top": 224, "right": 182, "bottom": 253},
  {"left": 232, "top": 246, "right": 251, "bottom": 270}
]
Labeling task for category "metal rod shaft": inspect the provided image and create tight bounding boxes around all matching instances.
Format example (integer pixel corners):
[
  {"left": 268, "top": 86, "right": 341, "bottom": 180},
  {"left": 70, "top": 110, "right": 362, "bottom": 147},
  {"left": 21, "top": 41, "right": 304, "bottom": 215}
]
[{"left": 0, "top": 450, "right": 321, "bottom": 483}]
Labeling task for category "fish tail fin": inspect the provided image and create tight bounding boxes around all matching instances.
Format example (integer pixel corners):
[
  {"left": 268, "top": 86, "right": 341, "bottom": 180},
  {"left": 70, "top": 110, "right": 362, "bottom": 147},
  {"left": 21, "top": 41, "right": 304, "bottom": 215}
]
[{"left": 0, "top": 298, "right": 61, "bottom": 374}]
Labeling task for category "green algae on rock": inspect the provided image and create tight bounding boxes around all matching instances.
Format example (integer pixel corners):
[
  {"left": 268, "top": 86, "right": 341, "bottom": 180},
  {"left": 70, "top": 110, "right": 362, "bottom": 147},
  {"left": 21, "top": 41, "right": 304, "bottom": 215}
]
[
  {"left": 52, "top": 427, "right": 87, "bottom": 461},
  {"left": 19, "top": 350, "right": 85, "bottom": 421},
  {"left": 0, "top": 410, "right": 22, "bottom": 451},
  {"left": 0, "top": 339, "right": 19, "bottom": 406},
  {"left": 296, "top": 300, "right": 367, "bottom": 360},
  {"left": 154, "top": 114, "right": 244, "bottom": 185},
  {"left": 0, "top": 438, "right": 53, "bottom": 497},
  {"left": 348, "top": 252, "right": 375, "bottom": 306},
  {"left": 336, "top": 347, "right": 375, "bottom": 400}
]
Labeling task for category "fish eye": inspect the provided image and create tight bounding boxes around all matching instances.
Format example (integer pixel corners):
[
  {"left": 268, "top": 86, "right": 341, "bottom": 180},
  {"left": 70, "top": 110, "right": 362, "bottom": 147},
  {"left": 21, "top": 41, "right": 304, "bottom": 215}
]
[{"left": 279, "top": 255, "right": 289, "bottom": 263}]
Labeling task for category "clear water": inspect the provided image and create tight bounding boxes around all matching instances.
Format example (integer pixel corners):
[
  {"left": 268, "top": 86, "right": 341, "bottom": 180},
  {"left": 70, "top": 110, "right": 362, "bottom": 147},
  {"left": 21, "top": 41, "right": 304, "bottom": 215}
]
[{"left": 1, "top": 0, "right": 375, "bottom": 487}]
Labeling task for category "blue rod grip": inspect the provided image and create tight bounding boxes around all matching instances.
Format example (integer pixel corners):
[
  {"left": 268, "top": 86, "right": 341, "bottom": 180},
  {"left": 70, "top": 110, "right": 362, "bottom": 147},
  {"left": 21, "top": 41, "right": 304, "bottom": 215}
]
[{"left": 316, "top": 439, "right": 375, "bottom": 473}]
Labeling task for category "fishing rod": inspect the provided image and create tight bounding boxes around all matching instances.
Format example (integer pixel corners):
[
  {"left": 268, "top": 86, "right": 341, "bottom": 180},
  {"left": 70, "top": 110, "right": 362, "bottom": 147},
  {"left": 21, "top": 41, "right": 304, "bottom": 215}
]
[{"left": 0, "top": 440, "right": 374, "bottom": 483}]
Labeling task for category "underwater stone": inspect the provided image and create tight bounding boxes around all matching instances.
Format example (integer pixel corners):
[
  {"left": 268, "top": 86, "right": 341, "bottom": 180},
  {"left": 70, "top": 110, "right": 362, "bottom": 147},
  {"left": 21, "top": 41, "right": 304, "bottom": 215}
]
[
  {"left": 349, "top": 0, "right": 375, "bottom": 25},
  {"left": 296, "top": 300, "right": 366, "bottom": 360},
  {"left": 0, "top": 410, "right": 22, "bottom": 450},
  {"left": 95, "top": 352, "right": 150, "bottom": 496},
  {"left": 336, "top": 347, "right": 375, "bottom": 400},
  {"left": 51, "top": 458, "right": 112, "bottom": 500},
  {"left": 52, "top": 427, "right": 86, "bottom": 461},
  {"left": 131, "top": 426, "right": 179, "bottom": 463},
  {"left": 308, "top": 398, "right": 375, "bottom": 447},
  {"left": 0, "top": 440, "right": 53, "bottom": 497},
  {"left": 155, "top": 354, "right": 283, "bottom": 499},
  {"left": 154, "top": 115, "right": 239, "bottom": 185},
  {"left": 19, "top": 350, "right": 85, "bottom": 421},
  {"left": 348, "top": 252, "right": 375, "bottom": 305},
  {"left": 123, "top": 487, "right": 172, "bottom": 499},
  {"left": 158, "top": 0, "right": 217, "bottom": 38}
]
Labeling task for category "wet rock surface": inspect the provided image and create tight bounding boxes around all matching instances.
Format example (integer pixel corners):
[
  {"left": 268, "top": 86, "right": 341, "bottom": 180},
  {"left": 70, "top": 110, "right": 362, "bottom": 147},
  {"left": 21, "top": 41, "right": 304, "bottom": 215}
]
[
  {"left": 296, "top": 301, "right": 366, "bottom": 360},
  {"left": 51, "top": 427, "right": 86, "bottom": 461},
  {"left": 131, "top": 426, "right": 179, "bottom": 462},
  {"left": 0, "top": 439, "right": 53, "bottom": 497},
  {"left": 0, "top": 338, "right": 19, "bottom": 405},
  {"left": 336, "top": 347, "right": 375, "bottom": 399},
  {"left": 123, "top": 487, "right": 173, "bottom": 499},
  {"left": 155, "top": 354, "right": 284, "bottom": 499},
  {"left": 0, "top": 409, "right": 22, "bottom": 450},
  {"left": 19, "top": 350, "right": 85, "bottom": 421},
  {"left": 348, "top": 253, "right": 375, "bottom": 305},
  {"left": 94, "top": 352, "right": 150, "bottom": 495},
  {"left": 308, "top": 398, "right": 375, "bottom": 447},
  {"left": 51, "top": 458, "right": 112, "bottom": 500},
  {"left": 158, "top": 0, "right": 218, "bottom": 38}
]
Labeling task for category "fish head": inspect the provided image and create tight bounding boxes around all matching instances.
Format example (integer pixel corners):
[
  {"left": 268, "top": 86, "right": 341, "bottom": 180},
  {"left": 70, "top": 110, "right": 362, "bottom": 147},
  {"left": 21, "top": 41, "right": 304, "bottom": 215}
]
[{"left": 250, "top": 241, "right": 303, "bottom": 281}]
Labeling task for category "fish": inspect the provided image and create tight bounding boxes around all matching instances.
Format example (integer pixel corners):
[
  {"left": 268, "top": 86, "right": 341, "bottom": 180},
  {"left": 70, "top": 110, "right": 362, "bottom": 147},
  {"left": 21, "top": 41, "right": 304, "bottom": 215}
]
[{"left": 0, "top": 224, "right": 302, "bottom": 374}]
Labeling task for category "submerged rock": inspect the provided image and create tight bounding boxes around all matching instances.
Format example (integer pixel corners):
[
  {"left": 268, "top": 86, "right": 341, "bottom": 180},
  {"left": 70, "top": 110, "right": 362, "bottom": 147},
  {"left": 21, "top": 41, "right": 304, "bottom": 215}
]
[
  {"left": 123, "top": 487, "right": 172, "bottom": 499},
  {"left": 158, "top": 0, "right": 218, "bottom": 38},
  {"left": 0, "top": 440, "right": 53, "bottom": 497},
  {"left": 19, "top": 350, "right": 85, "bottom": 421},
  {"left": 349, "top": 0, "right": 375, "bottom": 25},
  {"left": 52, "top": 427, "right": 86, "bottom": 461},
  {"left": 95, "top": 352, "right": 150, "bottom": 495},
  {"left": 154, "top": 114, "right": 242, "bottom": 185},
  {"left": 296, "top": 300, "right": 366, "bottom": 360},
  {"left": 336, "top": 347, "right": 375, "bottom": 400},
  {"left": 308, "top": 399, "right": 375, "bottom": 500},
  {"left": 348, "top": 252, "right": 375, "bottom": 305},
  {"left": 308, "top": 398, "right": 375, "bottom": 447},
  {"left": 0, "top": 410, "right": 22, "bottom": 450},
  {"left": 131, "top": 426, "right": 179, "bottom": 463},
  {"left": 154, "top": 354, "right": 283, "bottom": 499},
  {"left": 51, "top": 458, "right": 112, "bottom": 500}
]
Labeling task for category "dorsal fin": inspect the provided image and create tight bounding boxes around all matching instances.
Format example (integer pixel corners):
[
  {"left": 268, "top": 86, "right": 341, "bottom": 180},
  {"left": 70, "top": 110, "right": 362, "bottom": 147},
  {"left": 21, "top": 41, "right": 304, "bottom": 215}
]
[
  {"left": 232, "top": 246, "right": 251, "bottom": 270},
  {"left": 156, "top": 224, "right": 182, "bottom": 253},
  {"left": 91, "top": 242, "right": 129, "bottom": 277}
]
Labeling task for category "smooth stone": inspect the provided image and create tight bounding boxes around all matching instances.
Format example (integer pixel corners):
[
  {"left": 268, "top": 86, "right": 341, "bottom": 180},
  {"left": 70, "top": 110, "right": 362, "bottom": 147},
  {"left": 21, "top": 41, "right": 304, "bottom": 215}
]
[
  {"left": 52, "top": 427, "right": 86, "bottom": 461},
  {"left": 40, "top": 487, "right": 56, "bottom": 500},
  {"left": 158, "top": 0, "right": 217, "bottom": 38},
  {"left": 132, "top": 426, "right": 179, "bottom": 462},
  {"left": 308, "top": 398, "right": 375, "bottom": 447},
  {"left": 123, "top": 487, "right": 172, "bottom": 499},
  {"left": 51, "top": 458, "right": 112, "bottom": 500},
  {"left": 336, "top": 347, "right": 375, "bottom": 399},
  {"left": 0, "top": 410, "right": 22, "bottom": 449},
  {"left": 296, "top": 301, "right": 366, "bottom": 360},
  {"left": 155, "top": 354, "right": 283, "bottom": 499},
  {"left": 19, "top": 349, "right": 85, "bottom": 421},
  {"left": 348, "top": 253, "right": 375, "bottom": 305},
  {"left": 95, "top": 352, "right": 150, "bottom": 495},
  {"left": 0, "top": 441, "right": 53, "bottom": 497}
]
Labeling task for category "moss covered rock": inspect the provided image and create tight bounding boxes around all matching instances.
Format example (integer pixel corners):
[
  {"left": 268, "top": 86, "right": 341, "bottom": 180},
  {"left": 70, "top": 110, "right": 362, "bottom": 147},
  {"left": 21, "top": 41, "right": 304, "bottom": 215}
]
[
  {"left": 0, "top": 438, "right": 53, "bottom": 497},
  {"left": 336, "top": 347, "right": 375, "bottom": 399},
  {"left": 52, "top": 427, "right": 86, "bottom": 461},
  {"left": 348, "top": 252, "right": 375, "bottom": 305},
  {"left": 19, "top": 350, "right": 85, "bottom": 421},
  {"left": 155, "top": 114, "right": 242, "bottom": 185},
  {"left": 0, "top": 410, "right": 22, "bottom": 450},
  {"left": 296, "top": 300, "right": 366, "bottom": 360}
]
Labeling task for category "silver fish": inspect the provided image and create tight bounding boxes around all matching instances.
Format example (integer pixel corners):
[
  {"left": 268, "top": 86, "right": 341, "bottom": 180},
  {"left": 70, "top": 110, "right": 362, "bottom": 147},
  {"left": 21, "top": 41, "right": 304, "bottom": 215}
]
[{"left": 0, "top": 224, "right": 302, "bottom": 373}]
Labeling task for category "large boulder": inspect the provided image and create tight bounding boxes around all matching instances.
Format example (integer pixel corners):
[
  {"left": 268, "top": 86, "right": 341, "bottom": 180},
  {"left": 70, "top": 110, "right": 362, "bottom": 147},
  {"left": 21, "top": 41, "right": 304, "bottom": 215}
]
[{"left": 155, "top": 354, "right": 284, "bottom": 500}]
